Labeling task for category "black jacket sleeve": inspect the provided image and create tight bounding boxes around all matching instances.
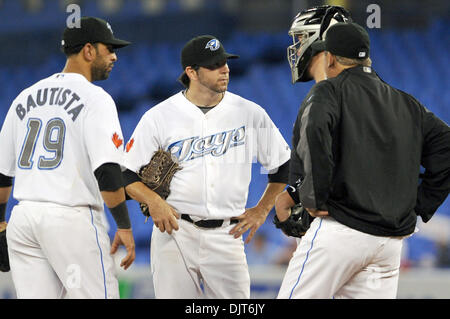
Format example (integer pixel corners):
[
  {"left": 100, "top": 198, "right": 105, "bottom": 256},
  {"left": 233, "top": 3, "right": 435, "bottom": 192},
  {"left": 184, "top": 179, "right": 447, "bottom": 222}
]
[
  {"left": 415, "top": 106, "right": 450, "bottom": 222},
  {"left": 289, "top": 110, "right": 303, "bottom": 186},
  {"left": 296, "top": 81, "right": 340, "bottom": 210}
]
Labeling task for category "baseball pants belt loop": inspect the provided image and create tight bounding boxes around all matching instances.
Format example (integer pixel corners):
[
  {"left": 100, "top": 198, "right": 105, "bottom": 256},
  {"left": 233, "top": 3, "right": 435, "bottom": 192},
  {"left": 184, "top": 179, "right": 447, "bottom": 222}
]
[{"left": 181, "top": 214, "right": 239, "bottom": 229}]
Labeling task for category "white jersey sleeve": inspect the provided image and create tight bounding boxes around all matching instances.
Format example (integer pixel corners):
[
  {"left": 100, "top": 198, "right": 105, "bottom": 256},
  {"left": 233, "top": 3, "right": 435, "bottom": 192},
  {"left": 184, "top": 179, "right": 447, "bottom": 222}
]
[
  {"left": 254, "top": 108, "right": 291, "bottom": 171},
  {"left": 0, "top": 99, "right": 19, "bottom": 177},
  {"left": 123, "top": 110, "right": 161, "bottom": 173},
  {"left": 83, "top": 90, "right": 125, "bottom": 171}
]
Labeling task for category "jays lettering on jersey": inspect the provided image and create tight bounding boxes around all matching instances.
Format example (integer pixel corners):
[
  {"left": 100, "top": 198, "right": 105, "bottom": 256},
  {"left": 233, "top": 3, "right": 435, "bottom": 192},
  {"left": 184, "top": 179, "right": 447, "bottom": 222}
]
[
  {"left": 0, "top": 73, "right": 124, "bottom": 209},
  {"left": 124, "top": 91, "right": 290, "bottom": 219}
]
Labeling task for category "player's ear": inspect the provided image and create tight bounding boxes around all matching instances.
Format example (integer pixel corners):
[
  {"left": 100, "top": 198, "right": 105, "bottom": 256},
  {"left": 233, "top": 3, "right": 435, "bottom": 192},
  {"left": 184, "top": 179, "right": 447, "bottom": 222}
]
[
  {"left": 82, "top": 43, "right": 97, "bottom": 62},
  {"left": 325, "top": 51, "right": 334, "bottom": 68},
  {"left": 185, "top": 66, "right": 198, "bottom": 81}
]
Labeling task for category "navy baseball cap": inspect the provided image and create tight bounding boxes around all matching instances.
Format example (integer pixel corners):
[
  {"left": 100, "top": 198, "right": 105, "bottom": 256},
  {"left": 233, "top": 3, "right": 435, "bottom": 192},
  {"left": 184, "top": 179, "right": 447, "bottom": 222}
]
[
  {"left": 181, "top": 35, "right": 239, "bottom": 70},
  {"left": 62, "top": 17, "right": 131, "bottom": 49},
  {"left": 312, "top": 22, "right": 370, "bottom": 59}
]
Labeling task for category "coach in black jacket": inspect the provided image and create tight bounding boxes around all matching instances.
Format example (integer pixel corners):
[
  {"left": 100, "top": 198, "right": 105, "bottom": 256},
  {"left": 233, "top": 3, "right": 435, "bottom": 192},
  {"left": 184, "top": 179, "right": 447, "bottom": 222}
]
[{"left": 276, "top": 22, "right": 450, "bottom": 299}]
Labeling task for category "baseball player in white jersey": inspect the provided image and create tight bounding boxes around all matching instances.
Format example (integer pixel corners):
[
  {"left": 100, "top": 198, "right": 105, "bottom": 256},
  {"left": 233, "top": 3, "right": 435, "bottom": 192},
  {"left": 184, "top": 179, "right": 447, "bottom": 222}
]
[
  {"left": 122, "top": 35, "right": 291, "bottom": 298},
  {"left": 0, "top": 17, "right": 135, "bottom": 298}
]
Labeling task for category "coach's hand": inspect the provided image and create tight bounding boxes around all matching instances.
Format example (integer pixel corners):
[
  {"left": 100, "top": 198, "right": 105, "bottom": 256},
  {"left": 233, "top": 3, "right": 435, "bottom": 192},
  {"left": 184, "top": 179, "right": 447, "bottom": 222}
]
[
  {"left": 149, "top": 197, "right": 179, "bottom": 235},
  {"left": 275, "top": 191, "right": 295, "bottom": 222},
  {"left": 111, "top": 228, "right": 135, "bottom": 270},
  {"left": 230, "top": 205, "right": 269, "bottom": 244}
]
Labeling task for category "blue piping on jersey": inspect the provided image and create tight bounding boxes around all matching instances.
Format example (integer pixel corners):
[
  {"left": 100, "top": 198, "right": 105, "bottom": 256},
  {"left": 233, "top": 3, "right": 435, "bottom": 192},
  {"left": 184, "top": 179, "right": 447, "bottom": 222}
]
[
  {"left": 289, "top": 218, "right": 323, "bottom": 299},
  {"left": 89, "top": 206, "right": 107, "bottom": 299}
]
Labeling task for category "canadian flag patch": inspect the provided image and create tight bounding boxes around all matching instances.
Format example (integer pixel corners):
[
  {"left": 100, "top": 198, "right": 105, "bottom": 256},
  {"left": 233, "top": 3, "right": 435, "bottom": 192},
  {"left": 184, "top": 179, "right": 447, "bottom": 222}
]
[
  {"left": 126, "top": 138, "right": 134, "bottom": 153},
  {"left": 112, "top": 132, "right": 123, "bottom": 149}
]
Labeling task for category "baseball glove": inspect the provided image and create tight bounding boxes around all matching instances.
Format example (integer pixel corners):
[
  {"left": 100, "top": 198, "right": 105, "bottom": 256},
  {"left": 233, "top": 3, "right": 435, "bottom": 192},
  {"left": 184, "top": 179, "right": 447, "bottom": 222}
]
[
  {"left": 0, "top": 228, "right": 10, "bottom": 272},
  {"left": 273, "top": 203, "right": 313, "bottom": 238},
  {"left": 138, "top": 148, "right": 182, "bottom": 219}
]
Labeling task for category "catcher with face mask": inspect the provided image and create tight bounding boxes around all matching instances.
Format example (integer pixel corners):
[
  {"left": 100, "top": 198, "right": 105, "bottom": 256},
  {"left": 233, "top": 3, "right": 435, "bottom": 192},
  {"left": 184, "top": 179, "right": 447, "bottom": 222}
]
[{"left": 274, "top": 5, "right": 351, "bottom": 238}]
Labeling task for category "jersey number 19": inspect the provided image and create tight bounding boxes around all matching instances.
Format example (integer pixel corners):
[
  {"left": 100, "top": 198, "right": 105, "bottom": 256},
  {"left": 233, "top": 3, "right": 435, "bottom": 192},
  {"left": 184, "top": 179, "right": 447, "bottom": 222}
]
[{"left": 18, "top": 118, "right": 66, "bottom": 170}]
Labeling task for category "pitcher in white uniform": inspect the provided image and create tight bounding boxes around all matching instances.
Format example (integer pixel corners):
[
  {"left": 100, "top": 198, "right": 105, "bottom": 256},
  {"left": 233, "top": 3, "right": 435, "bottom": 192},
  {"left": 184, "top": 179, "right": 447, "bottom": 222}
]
[
  {"left": 0, "top": 17, "right": 135, "bottom": 299},
  {"left": 122, "top": 35, "right": 291, "bottom": 298}
]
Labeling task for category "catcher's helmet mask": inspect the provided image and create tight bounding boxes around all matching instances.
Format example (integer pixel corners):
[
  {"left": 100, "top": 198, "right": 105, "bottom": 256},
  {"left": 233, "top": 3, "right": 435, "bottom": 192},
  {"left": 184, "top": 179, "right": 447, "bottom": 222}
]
[{"left": 287, "top": 5, "right": 352, "bottom": 83}]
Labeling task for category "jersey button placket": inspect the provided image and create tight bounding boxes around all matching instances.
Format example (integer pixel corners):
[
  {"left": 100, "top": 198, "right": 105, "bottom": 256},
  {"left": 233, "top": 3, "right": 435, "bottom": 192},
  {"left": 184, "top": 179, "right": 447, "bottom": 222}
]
[
  {"left": 202, "top": 117, "right": 210, "bottom": 213},
  {"left": 203, "top": 118, "right": 215, "bottom": 214}
]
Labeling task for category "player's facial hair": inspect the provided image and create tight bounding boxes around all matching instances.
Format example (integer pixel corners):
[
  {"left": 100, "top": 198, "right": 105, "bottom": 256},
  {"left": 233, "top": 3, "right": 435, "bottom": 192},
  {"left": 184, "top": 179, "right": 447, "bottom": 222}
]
[
  {"left": 197, "top": 72, "right": 228, "bottom": 94},
  {"left": 91, "top": 46, "right": 112, "bottom": 82}
]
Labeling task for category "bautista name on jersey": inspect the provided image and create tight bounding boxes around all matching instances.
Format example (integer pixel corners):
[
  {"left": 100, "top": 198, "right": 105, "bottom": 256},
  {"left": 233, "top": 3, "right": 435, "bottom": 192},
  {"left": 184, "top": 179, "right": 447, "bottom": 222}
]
[
  {"left": 124, "top": 91, "right": 291, "bottom": 220},
  {"left": 14, "top": 79, "right": 85, "bottom": 122},
  {"left": 0, "top": 73, "right": 124, "bottom": 209}
]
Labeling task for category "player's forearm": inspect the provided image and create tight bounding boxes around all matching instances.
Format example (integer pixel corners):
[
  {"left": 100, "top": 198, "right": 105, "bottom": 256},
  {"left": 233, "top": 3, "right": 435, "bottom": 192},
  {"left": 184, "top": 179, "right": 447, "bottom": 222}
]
[
  {"left": 0, "top": 186, "right": 12, "bottom": 223},
  {"left": 256, "top": 182, "right": 287, "bottom": 215},
  {"left": 101, "top": 188, "right": 126, "bottom": 208},
  {"left": 95, "top": 163, "right": 127, "bottom": 208},
  {"left": 0, "top": 186, "right": 12, "bottom": 205},
  {"left": 125, "top": 181, "right": 162, "bottom": 207},
  {"left": 0, "top": 173, "right": 13, "bottom": 204},
  {"left": 101, "top": 188, "right": 132, "bottom": 229},
  {"left": 122, "top": 169, "right": 158, "bottom": 206},
  {"left": 275, "top": 191, "right": 295, "bottom": 222}
]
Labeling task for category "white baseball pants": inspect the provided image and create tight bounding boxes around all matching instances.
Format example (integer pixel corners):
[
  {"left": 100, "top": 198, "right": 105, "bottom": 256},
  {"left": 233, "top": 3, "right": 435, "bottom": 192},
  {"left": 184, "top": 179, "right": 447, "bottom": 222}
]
[
  {"left": 7, "top": 201, "right": 119, "bottom": 299},
  {"left": 150, "top": 218, "right": 250, "bottom": 298},
  {"left": 277, "top": 216, "right": 405, "bottom": 299}
]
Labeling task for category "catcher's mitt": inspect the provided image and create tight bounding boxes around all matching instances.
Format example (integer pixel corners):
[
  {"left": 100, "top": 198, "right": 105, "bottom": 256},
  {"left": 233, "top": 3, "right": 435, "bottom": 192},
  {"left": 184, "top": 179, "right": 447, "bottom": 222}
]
[
  {"left": 273, "top": 203, "right": 313, "bottom": 238},
  {"left": 0, "top": 228, "right": 10, "bottom": 272},
  {"left": 138, "top": 149, "right": 182, "bottom": 219}
]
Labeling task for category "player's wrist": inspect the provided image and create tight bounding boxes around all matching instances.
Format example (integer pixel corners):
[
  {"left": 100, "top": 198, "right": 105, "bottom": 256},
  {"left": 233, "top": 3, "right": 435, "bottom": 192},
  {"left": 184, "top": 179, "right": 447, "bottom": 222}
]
[
  {"left": 276, "top": 207, "right": 291, "bottom": 222},
  {"left": 149, "top": 193, "right": 168, "bottom": 209},
  {"left": 109, "top": 201, "right": 131, "bottom": 229}
]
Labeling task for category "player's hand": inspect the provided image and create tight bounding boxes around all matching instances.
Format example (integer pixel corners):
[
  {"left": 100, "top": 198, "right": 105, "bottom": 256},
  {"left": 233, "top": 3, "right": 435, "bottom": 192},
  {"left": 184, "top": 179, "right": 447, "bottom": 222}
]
[
  {"left": 110, "top": 228, "right": 136, "bottom": 270},
  {"left": 0, "top": 222, "right": 7, "bottom": 233},
  {"left": 275, "top": 191, "right": 295, "bottom": 222},
  {"left": 306, "top": 208, "right": 329, "bottom": 217},
  {"left": 148, "top": 197, "right": 179, "bottom": 235},
  {"left": 229, "top": 205, "right": 269, "bottom": 244}
]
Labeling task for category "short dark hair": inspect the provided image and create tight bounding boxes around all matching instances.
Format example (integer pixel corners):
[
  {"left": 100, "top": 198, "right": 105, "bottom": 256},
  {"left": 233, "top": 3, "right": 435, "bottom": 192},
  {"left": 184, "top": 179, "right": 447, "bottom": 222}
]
[
  {"left": 335, "top": 55, "right": 372, "bottom": 67},
  {"left": 325, "top": 51, "right": 372, "bottom": 67},
  {"left": 62, "top": 42, "right": 100, "bottom": 58},
  {"left": 177, "top": 65, "right": 200, "bottom": 88}
]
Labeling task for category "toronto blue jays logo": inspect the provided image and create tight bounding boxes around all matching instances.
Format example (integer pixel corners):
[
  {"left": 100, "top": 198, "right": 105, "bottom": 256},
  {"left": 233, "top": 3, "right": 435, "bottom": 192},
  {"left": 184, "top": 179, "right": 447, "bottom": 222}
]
[
  {"left": 168, "top": 126, "right": 245, "bottom": 162},
  {"left": 205, "top": 39, "right": 220, "bottom": 51}
]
